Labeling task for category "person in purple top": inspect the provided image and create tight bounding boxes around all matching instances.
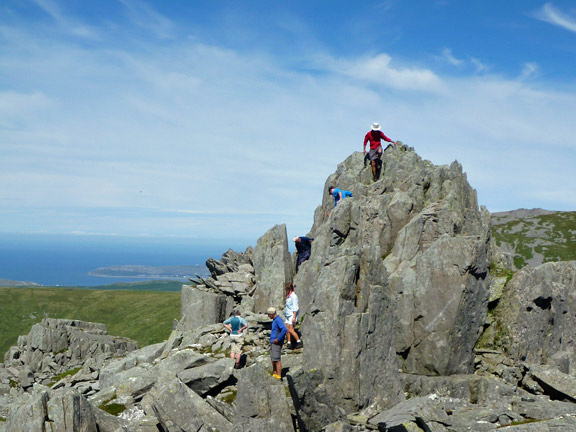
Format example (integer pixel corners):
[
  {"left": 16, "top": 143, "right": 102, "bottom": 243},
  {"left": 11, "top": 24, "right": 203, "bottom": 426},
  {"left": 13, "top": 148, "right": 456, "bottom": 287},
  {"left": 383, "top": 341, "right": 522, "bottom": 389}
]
[
  {"left": 267, "top": 306, "right": 287, "bottom": 380},
  {"left": 293, "top": 236, "right": 314, "bottom": 272}
]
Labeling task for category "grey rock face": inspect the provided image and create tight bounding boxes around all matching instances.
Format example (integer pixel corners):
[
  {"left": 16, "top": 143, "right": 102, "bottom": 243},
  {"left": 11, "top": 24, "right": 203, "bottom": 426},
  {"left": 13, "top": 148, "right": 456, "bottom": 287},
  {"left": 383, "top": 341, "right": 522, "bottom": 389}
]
[
  {"left": 3, "top": 319, "right": 137, "bottom": 391},
  {"left": 235, "top": 364, "right": 293, "bottom": 432},
  {"left": 5, "top": 148, "right": 576, "bottom": 432},
  {"left": 251, "top": 224, "right": 293, "bottom": 313},
  {"left": 295, "top": 148, "right": 491, "bottom": 426},
  {"left": 179, "top": 284, "right": 234, "bottom": 330},
  {"left": 485, "top": 261, "right": 576, "bottom": 369},
  {"left": 146, "top": 377, "right": 232, "bottom": 432}
]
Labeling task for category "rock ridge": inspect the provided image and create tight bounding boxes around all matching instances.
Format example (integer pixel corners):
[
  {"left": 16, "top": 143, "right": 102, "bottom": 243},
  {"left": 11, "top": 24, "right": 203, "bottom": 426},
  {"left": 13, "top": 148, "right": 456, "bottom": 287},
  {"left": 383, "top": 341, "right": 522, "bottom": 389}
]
[{"left": 2, "top": 145, "right": 576, "bottom": 431}]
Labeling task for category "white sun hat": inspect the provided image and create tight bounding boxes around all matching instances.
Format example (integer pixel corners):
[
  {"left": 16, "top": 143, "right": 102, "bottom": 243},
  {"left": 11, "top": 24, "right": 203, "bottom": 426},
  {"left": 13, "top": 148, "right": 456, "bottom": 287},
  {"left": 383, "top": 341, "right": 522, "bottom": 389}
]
[{"left": 371, "top": 122, "right": 381, "bottom": 130}]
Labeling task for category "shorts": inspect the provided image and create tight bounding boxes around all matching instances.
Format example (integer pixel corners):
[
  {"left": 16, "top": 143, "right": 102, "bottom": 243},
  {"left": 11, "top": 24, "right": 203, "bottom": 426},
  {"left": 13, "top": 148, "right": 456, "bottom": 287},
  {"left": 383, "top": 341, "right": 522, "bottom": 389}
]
[
  {"left": 270, "top": 343, "right": 283, "bottom": 361},
  {"left": 285, "top": 310, "right": 299, "bottom": 326},
  {"left": 368, "top": 147, "right": 382, "bottom": 161},
  {"left": 230, "top": 336, "right": 243, "bottom": 355}
]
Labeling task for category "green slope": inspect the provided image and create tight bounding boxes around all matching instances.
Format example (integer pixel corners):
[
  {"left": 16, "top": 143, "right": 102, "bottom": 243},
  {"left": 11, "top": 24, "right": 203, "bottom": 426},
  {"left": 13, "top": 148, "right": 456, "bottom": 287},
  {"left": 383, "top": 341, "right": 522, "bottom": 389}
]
[
  {"left": 0, "top": 287, "right": 181, "bottom": 358},
  {"left": 491, "top": 211, "right": 576, "bottom": 270}
]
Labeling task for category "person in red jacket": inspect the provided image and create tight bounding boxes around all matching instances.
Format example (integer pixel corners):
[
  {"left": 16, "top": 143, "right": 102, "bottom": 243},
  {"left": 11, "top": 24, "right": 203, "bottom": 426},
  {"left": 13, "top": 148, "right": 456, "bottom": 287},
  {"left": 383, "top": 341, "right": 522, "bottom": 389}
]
[{"left": 363, "top": 122, "right": 397, "bottom": 181}]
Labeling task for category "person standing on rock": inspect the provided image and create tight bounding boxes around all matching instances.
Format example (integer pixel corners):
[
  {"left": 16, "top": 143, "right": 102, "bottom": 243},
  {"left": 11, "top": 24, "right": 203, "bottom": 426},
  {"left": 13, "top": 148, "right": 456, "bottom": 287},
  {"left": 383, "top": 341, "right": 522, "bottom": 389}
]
[
  {"left": 267, "top": 306, "right": 287, "bottom": 379},
  {"left": 294, "top": 236, "right": 314, "bottom": 272},
  {"left": 284, "top": 283, "right": 302, "bottom": 350},
  {"left": 328, "top": 186, "right": 352, "bottom": 207},
  {"left": 363, "top": 122, "right": 397, "bottom": 181},
  {"left": 223, "top": 309, "right": 248, "bottom": 369}
]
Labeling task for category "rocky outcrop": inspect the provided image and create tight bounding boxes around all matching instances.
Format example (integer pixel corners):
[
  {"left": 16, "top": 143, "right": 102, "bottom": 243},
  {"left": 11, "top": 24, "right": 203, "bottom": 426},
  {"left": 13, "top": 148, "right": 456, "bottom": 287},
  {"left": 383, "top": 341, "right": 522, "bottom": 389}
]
[
  {"left": 480, "top": 261, "right": 576, "bottom": 370},
  {"left": 293, "top": 147, "right": 491, "bottom": 429},
  {"left": 251, "top": 224, "right": 293, "bottom": 313},
  {"left": 3, "top": 318, "right": 137, "bottom": 392},
  {"left": 3, "top": 146, "right": 576, "bottom": 431}
]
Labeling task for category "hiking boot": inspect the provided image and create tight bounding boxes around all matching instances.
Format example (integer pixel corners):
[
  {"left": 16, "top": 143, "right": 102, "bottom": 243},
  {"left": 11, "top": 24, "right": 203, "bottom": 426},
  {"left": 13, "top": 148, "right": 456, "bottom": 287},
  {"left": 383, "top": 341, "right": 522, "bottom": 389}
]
[
  {"left": 295, "top": 340, "right": 303, "bottom": 349},
  {"left": 286, "top": 342, "right": 293, "bottom": 350},
  {"left": 273, "top": 373, "right": 282, "bottom": 380}
]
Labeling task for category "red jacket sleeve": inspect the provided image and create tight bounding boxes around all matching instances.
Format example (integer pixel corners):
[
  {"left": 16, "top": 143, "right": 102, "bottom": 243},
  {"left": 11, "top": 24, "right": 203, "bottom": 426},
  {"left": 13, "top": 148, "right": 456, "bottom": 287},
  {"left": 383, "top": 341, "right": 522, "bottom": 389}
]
[
  {"left": 363, "top": 132, "right": 371, "bottom": 150},
  {"left": 380, "top": 131, "right": 393, "bottom": 143}
]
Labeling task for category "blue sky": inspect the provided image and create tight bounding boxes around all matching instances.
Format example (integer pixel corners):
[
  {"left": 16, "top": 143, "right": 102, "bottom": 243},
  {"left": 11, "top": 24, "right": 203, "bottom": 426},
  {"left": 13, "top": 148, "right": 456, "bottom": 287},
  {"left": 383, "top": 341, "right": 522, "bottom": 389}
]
[{"left": 1, "top": 0, "right": 576, "bottom": 247}]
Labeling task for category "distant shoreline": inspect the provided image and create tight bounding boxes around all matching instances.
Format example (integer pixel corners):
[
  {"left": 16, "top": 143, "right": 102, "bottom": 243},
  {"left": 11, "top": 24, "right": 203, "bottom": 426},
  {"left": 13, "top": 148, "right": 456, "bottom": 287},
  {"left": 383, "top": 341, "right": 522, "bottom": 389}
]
[{"left": 87, "top": 264, "right": 209, "bottom": 279}]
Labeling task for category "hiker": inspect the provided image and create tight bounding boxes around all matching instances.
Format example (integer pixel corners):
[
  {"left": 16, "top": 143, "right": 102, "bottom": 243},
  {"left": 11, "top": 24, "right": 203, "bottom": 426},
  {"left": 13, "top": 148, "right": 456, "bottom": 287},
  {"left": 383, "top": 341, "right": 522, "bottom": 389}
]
[
  {"left": 294, "top": 236, "right": 313, "bottom": 271},
  {"left": 284, "top": 283, "right": 302, "bottom": 349},
  {"left": 363, "top": 122, "right": 397, "bottom": 181},
  {"left": 223, "top": 309, "right": 248, "bottom": 369},
  {"left": 267, "top": 306, "right": 287, "bottom": 380},
  {"left": 328, "top": 186, "right": 352, "bottom": 207}
]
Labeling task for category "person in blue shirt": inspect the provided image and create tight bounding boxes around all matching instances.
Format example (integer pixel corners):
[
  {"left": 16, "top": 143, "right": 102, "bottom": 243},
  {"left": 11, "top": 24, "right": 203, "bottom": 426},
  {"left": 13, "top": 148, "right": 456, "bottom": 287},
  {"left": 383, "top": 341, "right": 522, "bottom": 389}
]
[
  {"left": 267, "top": 306, "right": 287, "bottom": 380},
  {"left": 223, "top": 310, "right": 248, "bottom": 369},
  {"left": 328, "top": 186, "right": 352, "bottom": 207}
]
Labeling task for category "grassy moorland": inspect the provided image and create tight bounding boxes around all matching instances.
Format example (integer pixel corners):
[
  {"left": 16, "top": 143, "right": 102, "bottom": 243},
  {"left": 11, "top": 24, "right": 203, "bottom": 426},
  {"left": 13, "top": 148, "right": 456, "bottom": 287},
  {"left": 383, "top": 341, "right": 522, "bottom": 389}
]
[
  {"left": 0, "top": 283, "right": 182, "bottom": 358},
  {"left": 491, "top": 211, "right": 576, "bottom": 269}
]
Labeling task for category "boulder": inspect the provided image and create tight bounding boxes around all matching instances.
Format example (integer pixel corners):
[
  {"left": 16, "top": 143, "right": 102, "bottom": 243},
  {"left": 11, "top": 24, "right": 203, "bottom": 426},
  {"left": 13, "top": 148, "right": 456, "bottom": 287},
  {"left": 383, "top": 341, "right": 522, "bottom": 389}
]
[
  {"left": 234, "top": 364, "right": 293, "bottom": 432},
  {"left": 145, "top": 377, "right": 232, "bottom": 432},
  {"left": 485, "top": 261, "right": 576, "bottom": 368},
  {"left": 179, "top": 284, "right": 234, "bottom": 330},
  {"left": 251, "top": 224, "right": 293, "bottom": 313}
]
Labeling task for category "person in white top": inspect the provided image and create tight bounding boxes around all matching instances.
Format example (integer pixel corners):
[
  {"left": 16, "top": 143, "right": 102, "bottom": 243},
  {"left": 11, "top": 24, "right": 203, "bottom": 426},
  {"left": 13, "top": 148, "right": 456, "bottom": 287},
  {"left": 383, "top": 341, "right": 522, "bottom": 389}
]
[{"left": 284, "top": 283, "right": 302, "bottom": 349}]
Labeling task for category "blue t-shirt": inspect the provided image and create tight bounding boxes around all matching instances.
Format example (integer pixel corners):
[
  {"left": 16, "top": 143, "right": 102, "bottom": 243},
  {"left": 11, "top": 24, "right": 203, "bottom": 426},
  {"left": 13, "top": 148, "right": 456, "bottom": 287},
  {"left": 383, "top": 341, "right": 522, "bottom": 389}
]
[
  {"left": 270, "top": 315, "right": 287, "bottom": 344},
  {"left": 224, "top": 316, "right": 247, "bottom": 336},
  {"left": 332, "top": 188, "right": 352, "bottom": 206}
]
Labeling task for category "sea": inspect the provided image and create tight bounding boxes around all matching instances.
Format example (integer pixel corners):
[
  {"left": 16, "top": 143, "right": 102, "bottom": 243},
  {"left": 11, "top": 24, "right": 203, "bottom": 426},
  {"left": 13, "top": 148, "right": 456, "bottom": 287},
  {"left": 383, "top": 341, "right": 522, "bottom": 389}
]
[{"left": 0, "top": 233, "right": 246, "bottom": 287}]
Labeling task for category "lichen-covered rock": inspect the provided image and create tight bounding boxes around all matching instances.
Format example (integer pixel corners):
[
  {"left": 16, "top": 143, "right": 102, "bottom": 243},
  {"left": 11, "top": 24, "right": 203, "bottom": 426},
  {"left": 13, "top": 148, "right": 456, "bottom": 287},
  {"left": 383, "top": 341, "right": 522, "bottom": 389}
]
[
  {"left": 179, "top": 284, "right": 233, "bottom": 330},
  {"left": 484, "top": 261, "right": 576, "bottom": 369},
  {"left": 251, "top": 224, "right": 293, "bottom": 313},
  {"left": 295, "top": 148, "right": 491, "bottom": 426},
  {"left": 234, "top": 364, "right": 293, "bottom": 432},
  {"left": 145, "top": 377, "right": 232, "bottom": 432}
]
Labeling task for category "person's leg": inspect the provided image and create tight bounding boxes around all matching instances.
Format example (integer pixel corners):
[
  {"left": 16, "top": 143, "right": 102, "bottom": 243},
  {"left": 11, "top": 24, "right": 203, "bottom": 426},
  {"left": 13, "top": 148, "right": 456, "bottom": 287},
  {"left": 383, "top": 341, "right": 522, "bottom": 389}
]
[
  {"left": 287, "top": 324, "right": 300, "bottom": 345},
  {"left": 375, "top": 157, "right": 382, "bottom": 180},
  {"left": 274, "top": 360, "right": 282, "bottom": 377}
]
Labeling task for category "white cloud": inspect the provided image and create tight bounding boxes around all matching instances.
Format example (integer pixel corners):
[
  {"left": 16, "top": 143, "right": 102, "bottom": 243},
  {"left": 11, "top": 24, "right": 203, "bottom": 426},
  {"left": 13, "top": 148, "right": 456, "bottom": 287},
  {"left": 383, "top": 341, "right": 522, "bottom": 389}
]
[
  {"left": 2, "top": 2, "right": 576, "bottom": 242},
  {"left": 520, "top": 62, "right": 539, "bottom": 79},
  {"left": 119, "top": 0, "right": 176, "bottom": 39},
  {"left": 31, "top": 0, "right": 99, "bottom": 38},
  {"left": 470, "top": 57, "right": 490, "bottom": 74},
  {"left": 439, "top": 48, "right": 463, "bottom": 66},
  {"left": 534, "top": 3, "right": 576, "bottom": 33},
  {"left": 327, "top": 53, "right": 444, "bottom": 92}
]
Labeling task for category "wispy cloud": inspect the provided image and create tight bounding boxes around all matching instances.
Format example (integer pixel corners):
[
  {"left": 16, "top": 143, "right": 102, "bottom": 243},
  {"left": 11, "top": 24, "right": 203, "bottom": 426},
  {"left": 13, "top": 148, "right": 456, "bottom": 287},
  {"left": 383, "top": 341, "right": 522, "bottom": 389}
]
[
  {"left": 470, "top": 57, "right": 490, "bottom": 74},
  {"left": 520, "top": 62, "right": 539, "bottom": 79},
  {"left": 2, "top": 0, "right": 576, "bottom": 241},
  {"left": 439, "top": 48, "right": 463, "bottom": 66},
  {"left": 327, "top": 53, "right": 444, "bottom": 92},
  {"left": 534, "top": 3, "right": 576, "bottom": 33},
  {"left": 31, "top": 0, "right": 99, "bottom": 38},
  {"left": 119, "top": 0, "right": 175, "bottom": 39}
]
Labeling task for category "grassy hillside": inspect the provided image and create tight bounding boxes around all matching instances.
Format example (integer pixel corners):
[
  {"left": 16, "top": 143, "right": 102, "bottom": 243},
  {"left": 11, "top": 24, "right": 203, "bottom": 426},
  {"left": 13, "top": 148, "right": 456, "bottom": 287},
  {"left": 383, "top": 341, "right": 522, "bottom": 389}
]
[
  {"left": 491, "top": 211, "right": 576, "bottom": 270},
  {"left": 0, "top": 286, "right": 181, "bottom": 358}
]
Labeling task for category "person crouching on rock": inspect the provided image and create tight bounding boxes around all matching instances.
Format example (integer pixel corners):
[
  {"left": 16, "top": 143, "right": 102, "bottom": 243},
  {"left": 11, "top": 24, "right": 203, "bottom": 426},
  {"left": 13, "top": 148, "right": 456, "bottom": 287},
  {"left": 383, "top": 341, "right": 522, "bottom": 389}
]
[
  {"left": 284, "top": 283, "right": 302, "bottom": 350},
  {"left": 223, "top": 309, "right": 248, "bottom": 369},
  {"left": 267, "top": 306, "right": 287, "bottom": 380},
  {"left": 328, "top": 186, "right": 352, "bottom": 207},
  {"left": 293, "top": 236, "right": 313, "bottom": 272}
]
